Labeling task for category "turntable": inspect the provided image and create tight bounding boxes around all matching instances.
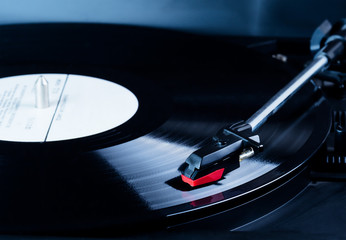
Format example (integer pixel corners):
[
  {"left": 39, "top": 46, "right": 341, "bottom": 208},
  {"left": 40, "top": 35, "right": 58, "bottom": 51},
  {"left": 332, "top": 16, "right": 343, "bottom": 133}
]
[{"left": 0, "top": 13, "right": 345, "bottom": 239}]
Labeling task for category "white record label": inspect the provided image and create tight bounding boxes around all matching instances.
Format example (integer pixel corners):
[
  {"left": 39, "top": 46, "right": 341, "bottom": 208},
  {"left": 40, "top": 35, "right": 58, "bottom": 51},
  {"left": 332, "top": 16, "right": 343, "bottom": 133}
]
[{"left": 0, "top": 74, "right": 139, "bottom": 142}]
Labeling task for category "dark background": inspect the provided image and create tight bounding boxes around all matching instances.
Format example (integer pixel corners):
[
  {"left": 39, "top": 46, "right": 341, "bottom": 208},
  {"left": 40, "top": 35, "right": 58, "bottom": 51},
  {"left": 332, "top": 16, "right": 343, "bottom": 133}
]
[{"left": 1, "top": 0, "right": 346, "bottom": 37}]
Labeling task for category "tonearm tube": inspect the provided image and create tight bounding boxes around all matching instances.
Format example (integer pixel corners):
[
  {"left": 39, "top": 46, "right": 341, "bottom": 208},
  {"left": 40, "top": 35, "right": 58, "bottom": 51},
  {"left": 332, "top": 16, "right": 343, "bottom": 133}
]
[{"left": 180, "top": 19, "right": 346, "bottom": 187}]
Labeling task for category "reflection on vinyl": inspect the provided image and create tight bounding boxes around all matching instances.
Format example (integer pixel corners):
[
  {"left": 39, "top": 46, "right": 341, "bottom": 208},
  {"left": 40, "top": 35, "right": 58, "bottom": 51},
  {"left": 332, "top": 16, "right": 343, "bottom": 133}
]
[{"left": 0, "top": 22, "right": 333, "bottom": 236}]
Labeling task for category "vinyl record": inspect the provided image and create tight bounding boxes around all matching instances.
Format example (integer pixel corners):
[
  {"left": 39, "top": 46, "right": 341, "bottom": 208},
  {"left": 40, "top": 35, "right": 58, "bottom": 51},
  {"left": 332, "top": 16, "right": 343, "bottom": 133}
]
[{"left": 0, "top": 23, "right": 331, "bottom": 236}]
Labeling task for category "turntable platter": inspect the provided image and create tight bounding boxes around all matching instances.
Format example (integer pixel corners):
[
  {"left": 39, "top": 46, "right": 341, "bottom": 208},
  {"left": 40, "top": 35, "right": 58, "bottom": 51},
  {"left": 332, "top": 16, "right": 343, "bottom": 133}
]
[{"left": 0, "top": 23, "right": 331, "bottom": 235}]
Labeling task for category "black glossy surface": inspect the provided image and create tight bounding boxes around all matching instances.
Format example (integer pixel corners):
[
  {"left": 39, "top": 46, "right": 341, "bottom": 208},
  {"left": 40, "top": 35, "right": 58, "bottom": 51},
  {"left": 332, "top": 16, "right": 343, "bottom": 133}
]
[
  {"left": 238, "top": 181, "right": 346, "bottom": 236},
  {"left": 0, "top": 23, "right": 332, "bottom": 236}
]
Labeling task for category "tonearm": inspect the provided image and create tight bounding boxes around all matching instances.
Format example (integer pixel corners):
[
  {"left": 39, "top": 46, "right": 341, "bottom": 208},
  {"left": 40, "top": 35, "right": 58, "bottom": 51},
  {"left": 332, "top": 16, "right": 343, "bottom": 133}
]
[{"left": 179, "top": 19, "right": 346, "bottom": 187}]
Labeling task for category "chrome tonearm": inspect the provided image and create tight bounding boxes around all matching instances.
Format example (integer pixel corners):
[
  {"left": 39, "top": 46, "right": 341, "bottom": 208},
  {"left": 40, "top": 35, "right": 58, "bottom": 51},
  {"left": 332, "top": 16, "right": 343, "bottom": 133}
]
[{"left": 179, "top": 19, "right": 346, "bottom": 187}]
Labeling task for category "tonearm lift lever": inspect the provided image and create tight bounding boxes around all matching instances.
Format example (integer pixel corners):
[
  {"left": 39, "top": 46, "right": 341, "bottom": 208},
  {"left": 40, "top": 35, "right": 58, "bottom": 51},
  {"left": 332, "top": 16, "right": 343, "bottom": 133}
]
[{"left": 180, "top": 19, "right": 346, "bottom": 187}]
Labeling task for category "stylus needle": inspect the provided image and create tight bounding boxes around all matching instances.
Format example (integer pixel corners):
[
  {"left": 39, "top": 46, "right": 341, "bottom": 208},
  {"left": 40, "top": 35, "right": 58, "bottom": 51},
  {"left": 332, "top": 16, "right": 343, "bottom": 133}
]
[{"left": 35, "top": 75, "right": 50, "bottom": 109}]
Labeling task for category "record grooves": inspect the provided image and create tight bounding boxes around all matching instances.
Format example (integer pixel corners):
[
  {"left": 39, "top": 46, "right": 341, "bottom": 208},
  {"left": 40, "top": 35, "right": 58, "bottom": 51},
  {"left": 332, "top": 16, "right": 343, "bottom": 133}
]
[
  {"left": 163, "top": 88, "right": 331, "bottom": 227},
  {"left": 0, "top": 22, "right": 334, "bottom": 236}
]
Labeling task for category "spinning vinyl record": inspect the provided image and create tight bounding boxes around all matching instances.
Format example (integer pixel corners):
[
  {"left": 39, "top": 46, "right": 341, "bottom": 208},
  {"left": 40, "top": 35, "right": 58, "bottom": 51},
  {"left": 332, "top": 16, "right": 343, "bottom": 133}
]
[{"left": 0, "top": 23, "right": 331, "bottom": 235}]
